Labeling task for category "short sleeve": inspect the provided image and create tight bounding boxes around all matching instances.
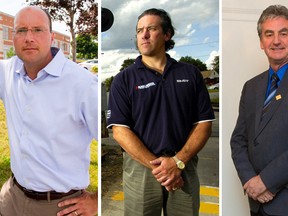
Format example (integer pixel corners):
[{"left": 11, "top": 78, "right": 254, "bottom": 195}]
[{"left": 107, "top": 73, "right": 133, "bottom": 128}]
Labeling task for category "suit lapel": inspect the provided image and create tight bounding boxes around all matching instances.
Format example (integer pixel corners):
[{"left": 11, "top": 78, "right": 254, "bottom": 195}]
[{"left": 255, "top": 69, "right": 288, "bottom": 137}]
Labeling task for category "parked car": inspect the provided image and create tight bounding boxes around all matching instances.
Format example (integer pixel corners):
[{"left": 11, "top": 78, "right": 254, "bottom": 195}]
[
  {"left": 79, "top": 59, "right": 98, "bottom": 71},
  {"left": 208, "top": 83, "right": 219, "bottom": 90}
]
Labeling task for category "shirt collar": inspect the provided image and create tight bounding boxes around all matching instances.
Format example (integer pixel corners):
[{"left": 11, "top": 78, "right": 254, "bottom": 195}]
[
  {"left": 269, "top": 63, "right": 288, "bottom": 81},
  {"left": 42, "top": 47, "right": 66, "bottom": 77},
  {"left": 14, "top": 47, "right": 66, "bottom": 78},
  {"left": 135, "top": 53, "right": 177, "bottom": 69}
]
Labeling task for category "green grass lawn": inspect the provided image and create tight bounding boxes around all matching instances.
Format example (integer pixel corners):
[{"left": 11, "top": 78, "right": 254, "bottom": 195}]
[
  {"left": 0, "top": 101, "right": 10, "bottom": 185},
  {"left": 208, "top": 89, "right": 219, "bottom": 108},
  {"left": 0, "top": 101, "right": 98, "bottom": 192}
]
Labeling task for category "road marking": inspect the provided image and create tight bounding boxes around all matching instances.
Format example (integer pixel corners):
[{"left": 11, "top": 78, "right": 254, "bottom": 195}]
[
  {"left": 110, "top": 186, "right": 219, "bottom": 215},
  {"left": 200, "top": 202, "right": 219, "bottom": 214},
  {"left": 200, "top": 186, "right": 219, "bottom": 215},
  {"left": 111, "top": 191, "right": 124, "bottom": 201},
  {"left": 200, "top": 186, "right": 219, "bottom": 197}
]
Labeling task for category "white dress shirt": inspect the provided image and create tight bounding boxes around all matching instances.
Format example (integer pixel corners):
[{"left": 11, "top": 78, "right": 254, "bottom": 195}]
[{"left": 0, "top": 48, "right": 98, "bottom": 192}]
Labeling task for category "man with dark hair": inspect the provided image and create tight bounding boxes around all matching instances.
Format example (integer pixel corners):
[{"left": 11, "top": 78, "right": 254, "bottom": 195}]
[
  {"left": 231, "top": 4, "right": 288, "bottom": 216},
  {"left": 107, "top": 8, "right": 214, "bottom": 216},
  {"left": 0, "top": 6, "right": 97, "bottom": 216},
  {"left": 136, "top": 8, "right": 175, "bottom": 51}
]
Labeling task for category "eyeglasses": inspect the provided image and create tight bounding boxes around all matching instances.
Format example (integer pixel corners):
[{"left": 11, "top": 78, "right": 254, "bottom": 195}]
[{"left": 12, "top": 27, "right": 48, "bottom": 37}]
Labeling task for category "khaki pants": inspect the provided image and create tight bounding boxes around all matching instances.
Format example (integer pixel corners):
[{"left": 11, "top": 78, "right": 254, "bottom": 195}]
[
  {"left": 123, "top": 153, "right": 200, "bottom": 216},
  {"left": 0, "top": 177, "right": 82, "bottom": 216}
]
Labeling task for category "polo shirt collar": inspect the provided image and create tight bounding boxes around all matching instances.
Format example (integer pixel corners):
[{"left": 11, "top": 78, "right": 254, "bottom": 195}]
[{"left": 135, "top": 53, "right": 177, "bottom": 69}]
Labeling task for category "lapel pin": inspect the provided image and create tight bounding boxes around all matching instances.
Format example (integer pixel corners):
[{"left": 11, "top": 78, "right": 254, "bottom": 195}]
[{"left": 276, "top": 94, "right": 282, "bottom": 100}]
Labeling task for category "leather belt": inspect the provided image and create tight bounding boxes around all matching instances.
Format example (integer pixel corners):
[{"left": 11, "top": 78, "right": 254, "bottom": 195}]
[{"left": 12, "top": 175, "right": 79, "bottom": 201}]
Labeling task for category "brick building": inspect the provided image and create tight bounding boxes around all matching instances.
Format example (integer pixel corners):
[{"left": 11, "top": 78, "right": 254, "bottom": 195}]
[{"left": 0, "top": 11, "right": 70, "bottom": 59}]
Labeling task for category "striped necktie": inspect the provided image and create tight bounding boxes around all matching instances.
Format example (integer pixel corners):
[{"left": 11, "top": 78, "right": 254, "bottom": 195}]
[{"left": 262, "top": 73, "right": 279, "bottom": 117}]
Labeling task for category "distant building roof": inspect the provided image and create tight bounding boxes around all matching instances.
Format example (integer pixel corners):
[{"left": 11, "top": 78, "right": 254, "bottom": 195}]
[{"left": 201, "top": 70, "right": 219, "bottom": 79}]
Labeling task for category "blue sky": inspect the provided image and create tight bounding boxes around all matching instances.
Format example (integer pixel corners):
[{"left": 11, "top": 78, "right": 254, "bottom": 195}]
[{"left": 101, "top": 0, "right": 219, "bottom": 80}]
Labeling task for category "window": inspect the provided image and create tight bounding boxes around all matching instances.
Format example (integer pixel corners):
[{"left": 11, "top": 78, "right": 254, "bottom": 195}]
[
  {"left": 3, "top": 26, "right": 8, "bottom": 40},
  {"left": 61, "top": 42, "right": 68, "bottom": 52},
  {"left": 52, "top": 40, "right": 58, "bottom": 48}
]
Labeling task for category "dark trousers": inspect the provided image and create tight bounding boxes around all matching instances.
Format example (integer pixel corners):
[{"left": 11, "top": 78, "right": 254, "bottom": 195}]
[{"left": 250, "top": 207, "right": 273, "bottom": 216}]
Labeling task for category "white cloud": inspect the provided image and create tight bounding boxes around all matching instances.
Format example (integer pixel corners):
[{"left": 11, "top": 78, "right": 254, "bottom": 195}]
[
  {"left": 167, "top": 50, "right": 178, "bottom": 59},
  {"left": 175, "top": 37, "right": 192, "bottom": 47},
  {"left": 102, "top": 0, "right": 218, "bottom": 50},
  {"left": 187, "top": 29, "right": 196, "bottom": 37},
  {"left": 101, "top": 0, "right": 219, "bottom": 80},
  {"left": 203, "top": 37, "right": 210, "bottom": 43},
  {"left": 101, "top": 49, "right": 139, "bottom": 81},
  {"left": 159, "top": 0, "right": 170, "bottom": 4},
  {"left": 101, "top": 49, "right": 182, "bottom": 81},
  {"left": 205, "top": 50, "right": 219, "bottom": 69}
]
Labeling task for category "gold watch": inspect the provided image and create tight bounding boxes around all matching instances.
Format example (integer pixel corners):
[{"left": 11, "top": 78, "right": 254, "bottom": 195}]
[{"left": 172, "top": 156, "right": 185, "bottom": 170}]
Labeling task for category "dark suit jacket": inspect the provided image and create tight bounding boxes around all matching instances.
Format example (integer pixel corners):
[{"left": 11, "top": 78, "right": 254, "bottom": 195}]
[{"left": 231, "top": 68, "right": 288, "bottom": 215}]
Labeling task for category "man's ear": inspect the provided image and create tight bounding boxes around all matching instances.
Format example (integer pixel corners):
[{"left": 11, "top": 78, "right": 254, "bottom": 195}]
[
  {"left": 260, "top": 39, "right": 264, "bottom": 50},
  {"left": 51, "top": 32, "right": 55, "bottom": 44},
  {"left": 164, "top": 30, "right": 171, "bottom": 42}
]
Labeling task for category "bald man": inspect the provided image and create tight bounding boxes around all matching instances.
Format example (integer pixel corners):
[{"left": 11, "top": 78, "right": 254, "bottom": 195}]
[{"left": 0, "top": 6, "right": 97, "bottom": 216}]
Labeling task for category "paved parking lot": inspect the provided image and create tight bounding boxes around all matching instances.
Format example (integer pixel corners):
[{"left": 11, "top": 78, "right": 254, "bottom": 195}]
[{"left": 101, "top": 111, "right": 219, "bottom": 216}]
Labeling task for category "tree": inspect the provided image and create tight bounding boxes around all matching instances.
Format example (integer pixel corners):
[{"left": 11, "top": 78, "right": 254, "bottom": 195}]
[
  {"left": 6, "top": 47, "right": 15, "bottom": 59},
  {"left": 120, "top": 58, "right": 135, "bottom": 71},
  {"left": 75, "top": 3, "right": 97, "bottom": 36},
  {"left": 104, "top": 58, "right": 135, "bottom": 92},
  {"left": 179, "top": 56, "right": 207, "bottom": 71},
  {"left": 211, "top": 55, "right": 219, "bottom": 74},
  {"left": 28, "top": 0, "right": 98, "bottom": 62},
  {"left": 104, "top": 76, "right": 114, "bottom": 92},
  {"left": 91, "top": 65, "right": 98, "bottom": 74},
  {"left": 76, "top": 34, "right": 98, "bottom": 59}
]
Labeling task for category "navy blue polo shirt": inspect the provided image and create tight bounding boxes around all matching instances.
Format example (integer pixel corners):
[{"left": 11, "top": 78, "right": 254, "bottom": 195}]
[{"left": 107, "top": 54, "right": 215, "bottom": 156}]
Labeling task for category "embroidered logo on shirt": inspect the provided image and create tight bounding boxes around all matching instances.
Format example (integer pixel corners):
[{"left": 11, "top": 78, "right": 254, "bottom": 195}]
[
  {"left": 136, "top": 82, "right": 156, "bottom": 90},
  {"left": 107, "top": 110, "right": 111, "bottom": 119},
  {"left": 176, "top": 79, "right": 189, "bottom": 83}
]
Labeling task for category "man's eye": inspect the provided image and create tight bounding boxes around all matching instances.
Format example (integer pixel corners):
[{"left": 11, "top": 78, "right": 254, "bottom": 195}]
[
  {"left": 34, "top": 28, "right": 43, "bottom": 33},
  {"left": 17, "top": 29, "right": 28, "bottom": 33}
]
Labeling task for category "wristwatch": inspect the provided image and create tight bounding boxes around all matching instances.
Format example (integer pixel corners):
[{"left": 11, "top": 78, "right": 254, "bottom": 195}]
[{"left": 172, "top": 156, "right": 185, "bottom": 170}]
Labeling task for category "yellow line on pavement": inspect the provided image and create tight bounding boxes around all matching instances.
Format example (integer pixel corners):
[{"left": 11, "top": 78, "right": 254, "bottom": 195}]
[
  {"left": 200, "top": 186, "right": 219, "bottom": 197},
  {"left": 200, "top": 202, "right": 219, "bottom": 214},
  {"left": 110, "top": 186, "right": 220, "bottom": 215},
  {"left": 111, "top": 191, "right": 124, "bottom": 201},
  {"left": 200, "top": 186, "right": 219, "bottom": 215}
]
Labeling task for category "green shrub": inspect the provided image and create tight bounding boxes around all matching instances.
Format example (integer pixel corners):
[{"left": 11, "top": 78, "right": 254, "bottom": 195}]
[{"left": 91, "top": 65, "right": 98, "bottom": 74}]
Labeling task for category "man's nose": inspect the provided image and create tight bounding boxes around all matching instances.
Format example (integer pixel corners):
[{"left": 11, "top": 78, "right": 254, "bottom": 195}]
[
  {"left": 142, "top": 29, "right": 150, "bottom": 39},
  {"left": 273, "top": 35, "right": 281, "bottom": 44},
  {"left": 24, "top": 29, "right": 36, "bottom": 41}
]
